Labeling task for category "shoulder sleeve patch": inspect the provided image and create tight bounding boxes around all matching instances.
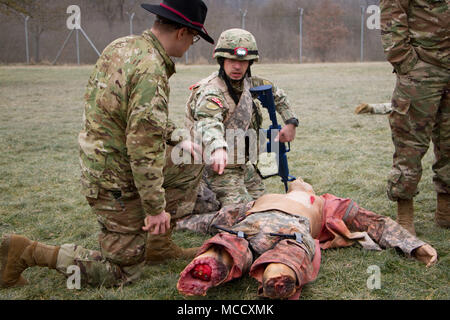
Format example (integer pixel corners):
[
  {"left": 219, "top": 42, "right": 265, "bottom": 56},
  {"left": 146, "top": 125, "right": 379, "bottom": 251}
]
[
  {"left": 196, "top": 95, "right": 226, "bottom": 116},
  {"left": 210, "top": 97, "right": 224, "bottom": 109}
]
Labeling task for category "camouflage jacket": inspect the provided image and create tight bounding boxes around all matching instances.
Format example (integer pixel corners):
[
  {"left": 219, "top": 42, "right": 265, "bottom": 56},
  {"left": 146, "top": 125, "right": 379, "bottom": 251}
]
[
  {"left": 79, "top": 30, "right": 176, "bottom": 216},
  {"left": 380, "top": 0, "right": 450, "bottom": 73},
  {"left": 185, "top": 72, "right": 298, "bottom": 156}
]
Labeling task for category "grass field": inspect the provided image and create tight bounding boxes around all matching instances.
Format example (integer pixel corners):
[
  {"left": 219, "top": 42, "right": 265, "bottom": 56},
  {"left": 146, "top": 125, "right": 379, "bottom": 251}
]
[{"left": 0, "top": 63, "right": 448, "bottom": 300}]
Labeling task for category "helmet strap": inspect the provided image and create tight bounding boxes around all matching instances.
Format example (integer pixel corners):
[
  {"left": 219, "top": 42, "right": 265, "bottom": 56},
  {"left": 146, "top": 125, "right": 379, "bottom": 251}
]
[
  {"left": 218, "top": 58, "right": 240, "bottom": 105},
  {"left": 217, "top": 58, "right": 254, "bottom": 106}
]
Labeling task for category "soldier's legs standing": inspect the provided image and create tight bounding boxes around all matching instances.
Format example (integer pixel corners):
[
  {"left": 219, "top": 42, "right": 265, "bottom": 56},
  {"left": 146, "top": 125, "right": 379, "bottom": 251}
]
[
  {"left": 387, "top": 60, "right": 449, "bottom": 231},
  {"left": 431, "top": 84, "right": 450, "bottom": 194},
  {"left": 432, "top": 83, "right": 450, "bottom": 227}
]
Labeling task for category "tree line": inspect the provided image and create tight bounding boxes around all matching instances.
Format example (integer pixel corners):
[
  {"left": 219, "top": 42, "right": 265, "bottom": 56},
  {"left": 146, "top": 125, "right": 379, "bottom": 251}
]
[{"left": 0, "top": 0, "right": 384, "bottom": 64}]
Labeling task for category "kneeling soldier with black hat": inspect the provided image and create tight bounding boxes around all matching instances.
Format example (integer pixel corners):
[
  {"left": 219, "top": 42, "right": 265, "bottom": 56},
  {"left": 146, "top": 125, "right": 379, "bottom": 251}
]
[{"left": 1, "top": 0, "right": 213, "bottom": 289}]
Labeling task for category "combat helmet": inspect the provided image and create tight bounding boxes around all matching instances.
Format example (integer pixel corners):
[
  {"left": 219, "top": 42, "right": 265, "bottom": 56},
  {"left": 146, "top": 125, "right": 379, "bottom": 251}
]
[{"left": 213, "top": 28, "right": 259, "bottom": 62}]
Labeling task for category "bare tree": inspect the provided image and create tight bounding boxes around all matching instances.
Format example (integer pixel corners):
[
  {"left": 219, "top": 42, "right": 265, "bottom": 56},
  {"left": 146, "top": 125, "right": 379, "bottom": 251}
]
[
  {"left": 0, "top": 0, "right": 31, "bottom": 15},
  {"left": 10, "top": 0, "right": 67, "bottom": 62},
  {"left": 88, "top": 0, "right": 133, "bottom": 29},
  {"left": 304, "top": 0, "right": 349, "bottom": 62}
]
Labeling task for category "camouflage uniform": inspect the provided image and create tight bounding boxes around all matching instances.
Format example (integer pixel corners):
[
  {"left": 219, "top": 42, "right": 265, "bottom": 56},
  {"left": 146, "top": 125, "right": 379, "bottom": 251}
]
[
  {"left": 380, "top": 0, "right": 450, "bottom": 201},
  {"left": 56, "top": 30, "right": 203, "bottom": 287}
]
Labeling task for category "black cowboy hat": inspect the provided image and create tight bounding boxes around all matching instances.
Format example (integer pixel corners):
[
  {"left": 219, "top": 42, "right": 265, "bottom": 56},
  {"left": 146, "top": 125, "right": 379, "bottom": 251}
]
[{"left": 141, "top": 0, "right": 214, "bottom": 44}]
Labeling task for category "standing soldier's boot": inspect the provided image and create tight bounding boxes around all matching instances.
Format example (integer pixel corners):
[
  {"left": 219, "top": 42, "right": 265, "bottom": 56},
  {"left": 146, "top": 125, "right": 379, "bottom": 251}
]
[
  {"left": 0, "top": 234, "right": 60, "bottom": 288},
  {"left": 397, "top": 199, "right": 416, "bottom": 235},
  {"left": 145, "top": 228, "right": 199, "bottom": 265},
  {"left": 435, "top": 193, "right": 450, "bottom": 228}
]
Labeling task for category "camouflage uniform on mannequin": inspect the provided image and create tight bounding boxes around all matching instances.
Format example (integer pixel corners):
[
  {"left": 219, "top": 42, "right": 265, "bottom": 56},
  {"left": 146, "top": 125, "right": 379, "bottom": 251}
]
[
  {"left": 380, "top": 0, "right": 450, "bottom": 234},
  {"left": 176, "top": 179, "right": 438, "bottom": 299},
  {"left": 0, "top": 0, "right": 214, "bottom": 289},
  {"left": 185, "top": 29, "right": 299, "bottom": 207}
]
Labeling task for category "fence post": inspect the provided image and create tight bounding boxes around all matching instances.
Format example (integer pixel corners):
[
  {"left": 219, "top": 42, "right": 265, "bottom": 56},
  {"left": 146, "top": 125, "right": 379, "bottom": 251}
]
[
  {"left": 360, "top": 6, "right": 365, "bottom": 62},
  {"left": 127, "top": 12, "right": 135, "bottom": 35},
  {"left": 298, "top": 8, "right": 304, "bottom": 64},
  {"left": 240, "top": 9, "right": 247, "bottom": 30},
  {"left": 75, "top": 28, "right": 80, "bottom": 65},
  {"left": 24, "top": 15, "right": 30, "bottom": 64}
]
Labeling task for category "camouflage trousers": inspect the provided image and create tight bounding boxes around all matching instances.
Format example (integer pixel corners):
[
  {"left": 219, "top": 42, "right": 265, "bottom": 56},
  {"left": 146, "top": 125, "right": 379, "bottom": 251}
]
[
  {"left": 388, "top": 60, "right": 450, "bottom": 201},
  {"left": 205, "top": 162, "right": 265, "bottom": 206},
  {"left": 56, "top": 152, "right": 204, "bottom": 287}
]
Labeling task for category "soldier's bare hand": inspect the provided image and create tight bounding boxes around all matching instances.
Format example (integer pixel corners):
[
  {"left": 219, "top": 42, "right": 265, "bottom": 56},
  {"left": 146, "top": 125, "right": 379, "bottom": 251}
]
[
  {"left": 413, "top": 244, "right": 438, "bottom": 267},
  {"left": 143, "top": 211, "right": 171, "bottom": 235},
  {"left": 210, "top": 148, "right": 228, "bottom": 175},
  {"left": 178, "top": 140, "right": 202, "bottom": 163},
  {"left": 276, "top": 124, "right": 296, "bottom": 143}
]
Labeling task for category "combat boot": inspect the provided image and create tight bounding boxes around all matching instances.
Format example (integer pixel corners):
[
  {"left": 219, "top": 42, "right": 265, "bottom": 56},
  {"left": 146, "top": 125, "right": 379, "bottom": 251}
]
[
  {"left": 435, "top": 193, "right": 450, "bottom": 228},
  {"left": 397, "top": 199, "right": 416, "bottom": 236},
  {"left": 354, "top": 103, "right": 373, "bottom": 114},
  {"left": 145, "top": 229, "right": 199, "bottom": 265},
  {"left": 0, "top": 234, "right": 60, "bottom": 288}
]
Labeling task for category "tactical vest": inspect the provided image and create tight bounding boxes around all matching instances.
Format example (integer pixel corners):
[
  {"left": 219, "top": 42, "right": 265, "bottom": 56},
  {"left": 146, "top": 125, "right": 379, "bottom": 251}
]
[{"left": 185, "top": 73, "right": 262, "bottom": 168}]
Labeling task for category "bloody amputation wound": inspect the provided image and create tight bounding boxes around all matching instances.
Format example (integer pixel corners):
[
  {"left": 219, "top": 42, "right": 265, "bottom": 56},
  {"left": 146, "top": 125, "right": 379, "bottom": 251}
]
[
  {"left": 177, "top": 257, "right": 229, "bottom": 296},
  {"left": 191, "top": 264, "right": 212, "bottom": 281}
]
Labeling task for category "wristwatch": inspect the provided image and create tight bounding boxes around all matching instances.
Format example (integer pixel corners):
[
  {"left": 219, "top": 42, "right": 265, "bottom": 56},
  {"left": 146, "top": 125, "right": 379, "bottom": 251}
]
[{"left": 285, "top": 118, "right": 299, "bottom": 127}]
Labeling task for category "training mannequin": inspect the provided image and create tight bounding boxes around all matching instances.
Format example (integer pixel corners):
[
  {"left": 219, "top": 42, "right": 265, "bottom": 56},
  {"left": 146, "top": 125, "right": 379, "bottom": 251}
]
[{"left": 176, "top": 179, "right": 437, "bottom": 299}]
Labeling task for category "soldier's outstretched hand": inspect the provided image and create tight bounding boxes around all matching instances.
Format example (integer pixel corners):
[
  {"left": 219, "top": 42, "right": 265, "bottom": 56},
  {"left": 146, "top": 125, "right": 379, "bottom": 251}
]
[
  {"left": 210, "top": 148, "right": 228, "bottom": 175},
  {"left": 276, "top": 124, "right": 296, "bottom": 143},
  {"left": 413, "top": 244, "right": 438, "bottom": 267},
  {"left": 143, "top": 211, "right": 171, "bottom": 235},
  {"left": 178, "top": 140, "right": 203, "bottom": 163}
]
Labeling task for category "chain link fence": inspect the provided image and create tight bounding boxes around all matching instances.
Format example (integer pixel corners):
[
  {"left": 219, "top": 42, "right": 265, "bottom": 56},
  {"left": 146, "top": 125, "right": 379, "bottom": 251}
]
[{"left": 0, "top": 0, "right": 385, "bottom": 65}]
